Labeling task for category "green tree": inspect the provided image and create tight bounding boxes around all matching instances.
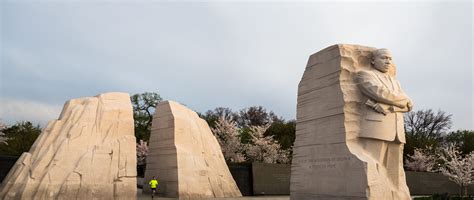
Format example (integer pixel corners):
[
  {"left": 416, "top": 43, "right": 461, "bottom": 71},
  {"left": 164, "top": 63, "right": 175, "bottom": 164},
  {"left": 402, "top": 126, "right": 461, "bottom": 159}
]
[
  {"left": 0, "top": 121, "right": 41, "bottom": 156},
  {"left": 131, "top": 92, "right": 162, "bottom": 142},
  {"left": 445, "top": 130, "right": 474, "bottom": 155},
  {"left": 265, "top": 120, "right": 296, "bottom": 150},
  {"left": 199, "top": 107, "right": 237, "bottom": 129},
  {"left": 404, "top": 109, "right": 452, "bottom": 159},
  {"left": 236, "top": 106, "right": 281, "bottom": 128}
]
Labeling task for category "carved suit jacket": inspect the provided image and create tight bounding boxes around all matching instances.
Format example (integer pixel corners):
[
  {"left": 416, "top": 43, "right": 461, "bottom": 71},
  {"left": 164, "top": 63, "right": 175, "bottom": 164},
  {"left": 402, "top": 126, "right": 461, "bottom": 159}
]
[{"left": 356, "top": 69, "right": 411, "bottom": 143}]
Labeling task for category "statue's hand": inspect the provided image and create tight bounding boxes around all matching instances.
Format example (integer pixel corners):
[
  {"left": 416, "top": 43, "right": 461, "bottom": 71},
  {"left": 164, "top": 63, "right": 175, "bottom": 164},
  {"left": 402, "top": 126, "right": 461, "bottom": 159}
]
[
  {"left": 394, "top": 102, "right": 406, "bottom": 109},
  {"left": 407, "top": 100, "right": 413, "bottom": 111},
  {"left": 373, "top": 103, "right": 387, "bottom": 115}
]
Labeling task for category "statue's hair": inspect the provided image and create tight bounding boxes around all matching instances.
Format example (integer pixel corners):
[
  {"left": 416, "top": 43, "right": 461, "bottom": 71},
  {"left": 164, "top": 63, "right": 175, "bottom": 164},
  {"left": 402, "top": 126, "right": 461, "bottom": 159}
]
[{"left": 371, "top": 48, "right": 390, "bottom": 59}]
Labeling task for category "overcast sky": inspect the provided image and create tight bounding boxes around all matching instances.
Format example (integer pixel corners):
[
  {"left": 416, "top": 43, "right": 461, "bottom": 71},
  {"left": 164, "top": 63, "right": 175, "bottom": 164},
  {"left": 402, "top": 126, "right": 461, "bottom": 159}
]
[{"left": 1, "top": 0, "right": 472, "bottom": 131}]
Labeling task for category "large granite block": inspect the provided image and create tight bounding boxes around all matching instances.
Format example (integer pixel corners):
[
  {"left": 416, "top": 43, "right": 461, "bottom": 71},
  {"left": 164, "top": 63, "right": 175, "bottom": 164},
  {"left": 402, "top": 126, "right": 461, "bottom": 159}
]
[
  {"left": 291, "top": 44, "right": 412, "bottom": 200},
  {"left": 143, "top": 101, "right": 241, "bottom": 199},
  {"left": 0, "top": 92, "right": 137, "bottom": 200}
]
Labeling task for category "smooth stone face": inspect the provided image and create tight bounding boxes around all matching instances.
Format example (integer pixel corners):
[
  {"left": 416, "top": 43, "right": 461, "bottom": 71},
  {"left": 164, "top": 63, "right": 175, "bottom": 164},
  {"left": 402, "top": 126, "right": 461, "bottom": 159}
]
[
  {"left": 290, "top": 44, "right": 411, "bottom": 200},
  {"left": 143, "top": 101, "right": 242, "bottom": 199},
  {"left": 0, "top": 92, "right": 137, "bottom": 200},
  {"left": 252, "top": 163, "right": 291, "bottom": 195}
]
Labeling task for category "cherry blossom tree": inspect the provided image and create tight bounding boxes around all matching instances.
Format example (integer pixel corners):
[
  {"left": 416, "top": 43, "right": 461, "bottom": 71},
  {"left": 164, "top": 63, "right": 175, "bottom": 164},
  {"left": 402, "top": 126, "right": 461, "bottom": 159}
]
[
  {"left": 0, "top": 121, "right": 7, "bottom": 145},
  {"left": 438, "top": 144, "right": 474, "bottom": 197},
  {"left": 211, "top": 117, "right": 290, "bottom": 164},
  {"left": 244, "top": 125, "right": 290, "bottom": 164},
  {"left": 405, "top": 147, "right": 437, "bottom": 172},
  {"left": 406, "top": 144, "right": 474, "bottom": 197},
  {"left": 136, "top": 140, "right": 149, "bottom": 166},
  {"left": 211, "top": 117, "right": 245, "bottom": 163}
]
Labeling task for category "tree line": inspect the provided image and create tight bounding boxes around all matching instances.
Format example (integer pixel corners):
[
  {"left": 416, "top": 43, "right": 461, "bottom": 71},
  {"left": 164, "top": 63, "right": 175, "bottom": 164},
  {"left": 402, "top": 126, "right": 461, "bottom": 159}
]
[{"left": 1, "top": 92, "right": 472, "bottom": 165}]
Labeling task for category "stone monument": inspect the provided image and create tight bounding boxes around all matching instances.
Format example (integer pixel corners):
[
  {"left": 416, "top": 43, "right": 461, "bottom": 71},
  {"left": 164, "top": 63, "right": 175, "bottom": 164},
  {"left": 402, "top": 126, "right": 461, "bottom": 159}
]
[
  {"left": 143, "top": 101, "right": 242, "bottom": 198},
  {"left": 0, "top": 92, "right": 137, "bottom": 200},
  {"left": 290, "top": 44, "right": 412, "bottom": 200}
]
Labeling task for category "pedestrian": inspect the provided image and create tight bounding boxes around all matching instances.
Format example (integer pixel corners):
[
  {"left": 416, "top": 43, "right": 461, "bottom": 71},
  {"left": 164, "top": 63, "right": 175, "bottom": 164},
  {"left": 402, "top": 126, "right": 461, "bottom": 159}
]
[{"left": 149, "top": 176, "right": 158, "bottom": 199}]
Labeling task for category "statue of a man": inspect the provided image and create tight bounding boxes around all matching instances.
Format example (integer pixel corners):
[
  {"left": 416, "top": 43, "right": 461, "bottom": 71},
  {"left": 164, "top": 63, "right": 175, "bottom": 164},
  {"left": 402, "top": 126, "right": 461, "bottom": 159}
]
[{"left": 356, "top": 48, "right": 412, "bottom": 199}]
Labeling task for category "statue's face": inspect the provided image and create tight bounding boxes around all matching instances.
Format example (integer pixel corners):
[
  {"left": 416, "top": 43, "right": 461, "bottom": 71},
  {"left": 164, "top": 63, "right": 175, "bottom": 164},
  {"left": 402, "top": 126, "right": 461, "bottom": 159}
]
[{"left": 372, "top": 50, "right": 393, "bottom": 73}]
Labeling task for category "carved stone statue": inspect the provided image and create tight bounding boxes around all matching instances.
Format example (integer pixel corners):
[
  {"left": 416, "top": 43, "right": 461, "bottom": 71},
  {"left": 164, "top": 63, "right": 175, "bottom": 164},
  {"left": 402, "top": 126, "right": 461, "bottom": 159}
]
[
  {"left": 356, "top": 48, "right": 412, "bottom": 199},
  {"left": 290, "top": 44, "right": 412, "bottom": 200},
  {"left": 357, "top": 48, "right": 412, "bottom": 142}
]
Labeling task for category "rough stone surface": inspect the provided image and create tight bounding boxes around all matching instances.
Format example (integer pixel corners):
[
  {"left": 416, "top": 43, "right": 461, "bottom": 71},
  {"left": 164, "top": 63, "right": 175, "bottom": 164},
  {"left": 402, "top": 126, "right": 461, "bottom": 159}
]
[
  {"left": 0, "top": 92, "right": 137, "bottom": 200},
  {"left": 290, "top": 44, "right": 411, "bottom": 200},
  {"left": 143, "top": 101, "right": 242, "bottom": 199}
]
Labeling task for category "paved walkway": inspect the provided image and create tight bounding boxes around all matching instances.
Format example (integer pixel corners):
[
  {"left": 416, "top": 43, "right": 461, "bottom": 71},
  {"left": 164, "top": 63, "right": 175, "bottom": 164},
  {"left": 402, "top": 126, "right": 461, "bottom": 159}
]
[
  {"left": 137, "top": 189, "right": 426, "bottom": 200},
  {"left": 137, "top": 189, "right": 289, "bottom": 200}
]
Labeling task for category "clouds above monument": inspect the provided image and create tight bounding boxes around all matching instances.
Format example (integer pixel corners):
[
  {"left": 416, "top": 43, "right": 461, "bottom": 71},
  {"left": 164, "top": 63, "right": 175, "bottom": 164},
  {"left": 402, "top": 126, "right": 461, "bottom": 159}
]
[
  {"left": 0, "top": 98, "right": 62, "bottom": 126},
  {"left": 1, "top": 1, "right": 472, "bottom": 130}
]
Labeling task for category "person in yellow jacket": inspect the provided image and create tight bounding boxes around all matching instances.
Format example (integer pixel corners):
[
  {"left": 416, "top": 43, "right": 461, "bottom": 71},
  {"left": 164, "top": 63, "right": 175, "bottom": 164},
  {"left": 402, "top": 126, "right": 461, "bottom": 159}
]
[{"left": 149, "top": 176, "right": 158, "bottom": 199}]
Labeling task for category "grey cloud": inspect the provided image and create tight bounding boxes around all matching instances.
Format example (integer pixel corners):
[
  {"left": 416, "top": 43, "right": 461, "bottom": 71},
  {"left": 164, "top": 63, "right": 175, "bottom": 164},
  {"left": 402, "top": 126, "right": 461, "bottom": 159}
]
[{"left": 1, "top": 1, "right": 472, "bottom": 130}]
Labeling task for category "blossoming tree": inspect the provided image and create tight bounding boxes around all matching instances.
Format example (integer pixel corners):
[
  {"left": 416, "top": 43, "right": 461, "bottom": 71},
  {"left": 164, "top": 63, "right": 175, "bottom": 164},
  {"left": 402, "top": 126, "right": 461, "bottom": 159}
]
[
  {"left": 137, "top": 139, "right": 149, "bottom": 166},
  {"left": 0, "top": 121, "right": 7, "bottom": 145},
  {"left": 405, "top": 147, "right": 437, "bottom": 172},
  {"left": 244, "top": 125, "right": 290, "bottom": 164},
  {"left": 211, "top": 117, "right": 290, "bottom": 164},
  {"left": 438, "top": 144, "right": 474, "bottom": 197},
  {"left": 406, "top": 144, "right": 474, "bottom": 197},
  {"left": 211, "top": 117, "right": 246, "bottom": 163}
]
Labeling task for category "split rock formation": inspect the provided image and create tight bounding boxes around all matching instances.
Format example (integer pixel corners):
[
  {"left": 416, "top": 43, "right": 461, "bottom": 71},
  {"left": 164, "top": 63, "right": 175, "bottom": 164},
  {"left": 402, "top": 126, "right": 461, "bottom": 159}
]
[
  {"left": 144, "top": 101, "right": 241, "bottom": 199},
  {"left": 0, "top": 92, "right": 137, "bottom": 200}
]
